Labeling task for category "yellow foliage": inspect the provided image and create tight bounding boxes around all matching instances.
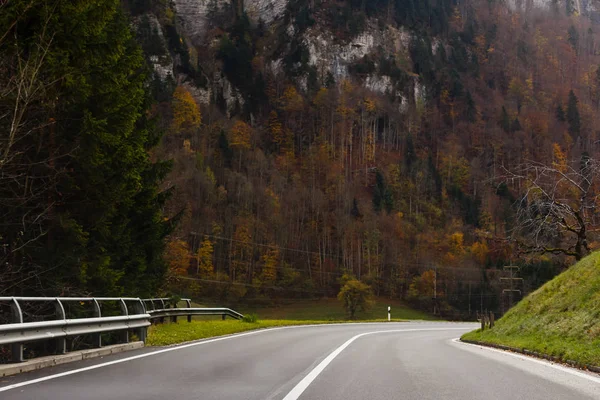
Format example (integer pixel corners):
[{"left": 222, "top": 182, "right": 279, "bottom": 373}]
[
  {"left": 230, "top": 120, "right": 252, "bottom": 149},
  {"left": 265, "top": 187, "right": 280, "bottom": 213},
  {"left": 261, "top": 248, "right": 279, "bottom": 282},
  {"left": 281, "top": 86, "right": 304, "bottom": 112},
  {"left": 552, "top": 143, "right": 567, "bottom": 173},
  {"left": 165, "top": 240, "right": 190, "bottom": 276},
  {"left": 197, "top": 236, "right": 214, "bottom": 276},
  {"left": 183, "top": 139, "right": 193, "bottom": 154},
  {"left": 470, "top": 241, "right": 489, "bottom": 265},
  {"left": 171, "top": 86, "right": 201, "bottom": 133},
  {"left": 268, "top": 111, "right": 283, "bottom": 147},
  {"left": 364, "top": 98, "right": 376, "bottom": 112},
  {"left": 449, "top": 232, "right": 465, "bottom": 255}
]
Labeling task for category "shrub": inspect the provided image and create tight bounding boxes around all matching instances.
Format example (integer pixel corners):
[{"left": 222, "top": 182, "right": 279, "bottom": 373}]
[{"left": 242, "top": 313, "right": 259, "bottom": 323}]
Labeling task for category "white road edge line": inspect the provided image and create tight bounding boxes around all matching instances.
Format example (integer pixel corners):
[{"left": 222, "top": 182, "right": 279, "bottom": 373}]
[
  {"left": 453, "top": 338, "right": 600, "bottom": 384},
  {"left": 282, "top": 328, "right": 469, "bottom": 400},
  {"left": 0, "top": 323, "right": 469, "bottom": 393}
]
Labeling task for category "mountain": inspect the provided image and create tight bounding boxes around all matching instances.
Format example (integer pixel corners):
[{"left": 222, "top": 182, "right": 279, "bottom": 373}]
[{"left": 125, "top": 0, "right": 600, "bottom": 317}]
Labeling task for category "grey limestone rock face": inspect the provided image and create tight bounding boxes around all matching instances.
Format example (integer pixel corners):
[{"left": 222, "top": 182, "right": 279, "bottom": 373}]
[{"left": 174, "top": 0, "right": 288, "bottom": 43}]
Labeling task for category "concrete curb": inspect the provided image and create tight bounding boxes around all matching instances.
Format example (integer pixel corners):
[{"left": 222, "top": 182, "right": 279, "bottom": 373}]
[
  {"left": 461, "top": 338, "right": 600, "bottom": 374},
  {"left": 0, "top": 341, "right": 144, "bottom": 377}
]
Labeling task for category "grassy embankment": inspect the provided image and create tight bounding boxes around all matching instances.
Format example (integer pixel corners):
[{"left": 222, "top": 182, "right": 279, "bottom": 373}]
[
  {"left": 147, "top": 297, "right": 434, "bottom": 346},
  {"left": 462, "top": 252, "right": 600, "bottom": 366}
]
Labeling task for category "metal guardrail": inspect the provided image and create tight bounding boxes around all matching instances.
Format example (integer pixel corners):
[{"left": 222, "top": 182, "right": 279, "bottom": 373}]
[
  {"left": 142, "top": 298, "right": 244, "bottom": 323},
  {"left": 0, "top": 297, "right": 244, "bottom": 364},
  {"left": 148, "top": 307, "right": 245, "bottom": 322}
]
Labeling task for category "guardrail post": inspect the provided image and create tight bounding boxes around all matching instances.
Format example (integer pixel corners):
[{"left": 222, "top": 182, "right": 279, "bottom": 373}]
[
  {"left": 10, "top": 298, "right": 24, "bottom": 363},
  {"left": 134, "top": 299, "right": 148, "bottom": 343},
  {"left": 186, "top": 299, "right": 192, "bottom": 322},
  {"left": 119, "top": 299, "right": 129, "bottom": 343},
  {"left": 171, "top": 301, "right": 178, "bottom": 323},
  {"left": 92, "top": 299, "right": 102, "bottom": 348},
  {"left": 55, "top": 299, "right": 67, "bottom": 354},
  {"left": 159, "top": 299, "right": 165, "bottom": 323},
  {"left": 480, "top": 313, "right": 485, "bottom": 331},
  {"left": 222, "top": 314, "right": 226, "bottom": 321}
]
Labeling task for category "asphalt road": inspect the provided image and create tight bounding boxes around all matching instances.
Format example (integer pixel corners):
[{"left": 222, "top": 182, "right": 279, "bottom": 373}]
[{"left": 1, "top": 321, "right": 599, "bottom": 399}]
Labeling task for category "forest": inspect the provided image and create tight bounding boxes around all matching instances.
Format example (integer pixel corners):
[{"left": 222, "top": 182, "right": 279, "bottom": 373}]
[{"left": 2, "top": 0, "right": 600, "bottom": 318}]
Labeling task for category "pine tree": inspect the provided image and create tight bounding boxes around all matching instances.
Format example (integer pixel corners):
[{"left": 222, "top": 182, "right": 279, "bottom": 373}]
[
  {"left": 1, "top": 0, "right": 171, "bottom": 296},
  {"left": 466, "top": 90, "right": 477, "bottom": 122},
  {"left": 510, "top": 117, "right": 522, "bottom": 132},
  {"left": 373, "top": 171, "right": 394, "bottom": 213},
  {"left": 567, "top": 90, "right": 581, "bottom": 137},
  {"left": 568, "top": 25, "right": 579, "bottom": 53}
]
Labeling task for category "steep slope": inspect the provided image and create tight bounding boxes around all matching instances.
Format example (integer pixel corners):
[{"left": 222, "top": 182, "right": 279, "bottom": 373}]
[
  {"left": 125, "top": 0, "right": 600, "bottom": 317},
  {"left": 463, "top": 251, "right": 600, "bottom": 366}
]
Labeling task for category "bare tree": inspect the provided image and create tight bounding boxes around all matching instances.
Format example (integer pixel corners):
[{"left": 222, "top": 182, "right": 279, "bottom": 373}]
[
  {"left": 0, "top": 7, "right": 65, "bottom": 294},
  {"left": 498, "top": 155, "right": 600, "bottom": 261}
]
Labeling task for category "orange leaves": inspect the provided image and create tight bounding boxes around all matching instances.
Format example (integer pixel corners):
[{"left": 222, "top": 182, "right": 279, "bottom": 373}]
[
  {"left": 197, "top": 236, "right": 214, "bottom": 276},
  {"left": 261, "top": 247, "right": 279, "bottom": 282},
  {"left": 230, "top": 120, "right": 252, "bottom": 150},
  {"left": 165, "top": 239, "right": 190, "bottom": 276},
  {"left": 171, "top": 86, "right": 201, "bottom": 133},
  {"left": 552, "top": 143, "right": 567, "bottom": 173},
  {"left": 470, "top": 241, "right": 489, "bottom": 265},
  {"left": 281, "top": 86, "right": 304, "bottom": 112},
  {"left": 363, "top": 97, "right": 376, "bottom": 113}
]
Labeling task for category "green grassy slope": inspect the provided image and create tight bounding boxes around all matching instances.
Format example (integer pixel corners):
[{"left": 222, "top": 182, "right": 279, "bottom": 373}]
[
  {"left": 236, "top": 297, "right": 435, "bottom": 321},
  {"left": 462, "top": 252, "right": 600, "bottom": 366}
]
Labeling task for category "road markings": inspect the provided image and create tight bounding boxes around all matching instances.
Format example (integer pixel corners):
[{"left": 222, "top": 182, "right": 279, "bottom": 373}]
[
  {"left": 0, "top": 323, "right": 470, "bottom": 393},
  {"left": 453, "top": 339, "right": 600, "bottom": 384},
  {"left": 282, "top": 328, "right": 469, "bottom": 400}
]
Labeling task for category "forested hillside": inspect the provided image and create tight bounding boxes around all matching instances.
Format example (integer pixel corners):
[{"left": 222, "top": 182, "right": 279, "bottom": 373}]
[
  {"left": 3, "top": 0, "right": 600, "bottom": 318},
  {"left": 140, "top": 0, "right": 600, "bottom": 317}
]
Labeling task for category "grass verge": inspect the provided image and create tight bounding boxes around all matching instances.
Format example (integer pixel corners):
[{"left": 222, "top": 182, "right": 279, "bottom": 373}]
[
  {"left": 462, "top": 252, "right": 600, "bottom": 367},
  {"left": 147, "top": 319, "right": 408, "bottom": 346},
  {"left": 235, "top": 297, "right": 435, "bottom": 321}
]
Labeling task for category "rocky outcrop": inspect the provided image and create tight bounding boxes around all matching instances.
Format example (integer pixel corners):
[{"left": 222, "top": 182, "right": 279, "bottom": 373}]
[
  {"left": 244, "top": 0, "right": 288, "bottom": 25},
  {"left": 173, "top": 0, "right": 226, "bottom": 42},
  {"left": 174, "top": 0, "right": 288, "bottom": 43},
  {"left": 133, "top": 14, "right": 174, "bottom": 81}
]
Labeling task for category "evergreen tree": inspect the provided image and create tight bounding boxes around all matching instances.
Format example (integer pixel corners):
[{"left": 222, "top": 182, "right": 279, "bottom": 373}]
[
  {"left": 1, "top": 0, "right": 170, "bottom": 296},
  {"left": 373, "top": 171, "right": 394, "bottom": 213},
  {"left": 351, "top": 198, "right": 362, "bottom": 218},
  {"left": 405, "top": 134, "right": 417, "bottom": 172},
  {"left": 510, "top": 117, "right": 522, "bottom": 132},
  {"left": 466, "top": 91, "right": 477, "bottom": 122},
  {"left": 568, "top": 25, "right": 579, "bottom": 53},
  {"left": 567, "top": 90, "right": 581, "bottom": 137}
]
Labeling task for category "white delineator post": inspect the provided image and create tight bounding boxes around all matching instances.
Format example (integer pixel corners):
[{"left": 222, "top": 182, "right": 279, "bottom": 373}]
[{"left": 388, "top": 306, "right": 391, "bottom": 321}]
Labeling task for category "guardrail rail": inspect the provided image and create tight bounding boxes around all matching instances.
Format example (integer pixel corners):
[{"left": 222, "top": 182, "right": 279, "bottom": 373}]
[{"left": 0, "top": 297, "right": 243, "bottom": 364}]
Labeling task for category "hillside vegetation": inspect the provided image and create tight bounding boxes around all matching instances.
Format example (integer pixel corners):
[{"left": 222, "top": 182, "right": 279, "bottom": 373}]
[
  {"left": 462, "top": 252, "right": 600, "bottom": 366},
  {"left": 4, "top": 0, "right": 600, "bottom": 323}
]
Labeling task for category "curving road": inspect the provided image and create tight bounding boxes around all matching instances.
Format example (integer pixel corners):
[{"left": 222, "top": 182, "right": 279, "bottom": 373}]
[{"left": 1, "top": 321, "right": 599, "bottom": 399}]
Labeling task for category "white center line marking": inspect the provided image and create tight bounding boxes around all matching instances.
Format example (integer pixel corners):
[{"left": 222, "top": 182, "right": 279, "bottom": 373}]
[
  {"left": 0, "top": 323, "right": 469, "bottom": 393},
  {"left": 282, "top": 328, "right": 469, "bottom": 400}
]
